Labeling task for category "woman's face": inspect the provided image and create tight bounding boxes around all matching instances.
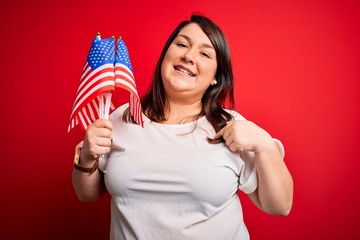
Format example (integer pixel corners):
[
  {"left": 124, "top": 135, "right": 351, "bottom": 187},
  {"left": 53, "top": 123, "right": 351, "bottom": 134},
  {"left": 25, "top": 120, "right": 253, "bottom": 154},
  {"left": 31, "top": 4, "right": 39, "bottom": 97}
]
[{"left": 161, "top": 23, "right": 217, "bottom": 103}]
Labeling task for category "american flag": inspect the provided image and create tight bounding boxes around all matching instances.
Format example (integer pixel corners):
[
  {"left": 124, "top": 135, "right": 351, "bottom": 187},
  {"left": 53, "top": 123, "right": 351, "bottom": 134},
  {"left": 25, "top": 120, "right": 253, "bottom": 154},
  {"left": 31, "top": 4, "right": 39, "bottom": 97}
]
[
  {"left": 68, "top": 34, "right": 115, "bottom": 132},
  {"left": 115, "top": 37, "right": 143, "bottom": 127}
]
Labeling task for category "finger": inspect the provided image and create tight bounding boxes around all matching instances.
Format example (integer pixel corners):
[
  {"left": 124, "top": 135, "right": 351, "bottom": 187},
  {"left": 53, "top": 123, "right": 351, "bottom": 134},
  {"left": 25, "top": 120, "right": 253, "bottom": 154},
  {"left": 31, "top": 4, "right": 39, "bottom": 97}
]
[
  {"left": 96, "top": 136, "right": 112, "bottom": 147},
  {"left": 228, "top": 142, "right": 239, "bottom": 152},
  {"left": 224, "top": 130, "right": 236, "bottom": 148},
  {"left": 96, "top": 127, "right": 112, "bottom": 139},
  {"left": 221, "top": 121, "right": 236, "bottom": 140},
  {"left": 214, "top": 121, "right": 234, "bottom": 139},
  {"left": 88, "top": 120, "right": 113, "bottom": 140},
  {"left": 214, "top": 126, "right": 226, "bottom": 139},
  {"left": 86, "top": 146, "right": 110, "bottom": 160},
  {"left": 224, "top": 136, "right": 240, "bottom": 152},
  {"left": 101, "top": 119, "right": 113, "bottom": 130},
  {"left": 97, "top": 146, "right": 111, "bottom": 156},
  {"left": 93, "top": 118, "right": 113, "bottom": 130}
]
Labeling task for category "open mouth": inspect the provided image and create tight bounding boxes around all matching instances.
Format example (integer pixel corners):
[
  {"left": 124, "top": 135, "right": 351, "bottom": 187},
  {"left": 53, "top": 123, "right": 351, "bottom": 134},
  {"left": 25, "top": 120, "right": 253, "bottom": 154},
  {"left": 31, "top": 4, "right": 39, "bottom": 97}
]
[{"left": 174, "top": 65, "right": 196, "bottom": 77}]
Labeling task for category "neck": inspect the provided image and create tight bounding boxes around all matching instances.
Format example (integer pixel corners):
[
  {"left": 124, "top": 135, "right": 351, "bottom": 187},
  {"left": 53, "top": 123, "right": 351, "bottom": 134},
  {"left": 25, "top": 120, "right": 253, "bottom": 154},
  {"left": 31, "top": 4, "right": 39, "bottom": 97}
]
[{"left": 163, "top": 99, "right": 202, "bottom": 124}]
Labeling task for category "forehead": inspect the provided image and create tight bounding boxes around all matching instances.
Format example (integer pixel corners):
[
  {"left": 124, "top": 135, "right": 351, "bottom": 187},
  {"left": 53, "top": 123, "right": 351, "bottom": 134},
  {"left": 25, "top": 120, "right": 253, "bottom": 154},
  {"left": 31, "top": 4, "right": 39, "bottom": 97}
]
[{"left": 177, "top": 23, "right": 213, "bottom": 47}]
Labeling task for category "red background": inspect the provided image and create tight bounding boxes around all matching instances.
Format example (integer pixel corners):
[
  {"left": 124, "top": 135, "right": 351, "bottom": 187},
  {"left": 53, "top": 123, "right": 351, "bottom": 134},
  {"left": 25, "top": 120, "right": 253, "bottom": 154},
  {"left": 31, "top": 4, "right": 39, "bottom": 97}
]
[{"left": 1, "top": 0, "right": 359, "bottom": 239}]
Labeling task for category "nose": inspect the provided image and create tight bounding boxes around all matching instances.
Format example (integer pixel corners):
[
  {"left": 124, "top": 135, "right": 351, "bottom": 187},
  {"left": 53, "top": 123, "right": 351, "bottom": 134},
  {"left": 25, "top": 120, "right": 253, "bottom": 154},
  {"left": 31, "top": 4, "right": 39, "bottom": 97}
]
[{"left": 181, "top": 49, "right": 195, "bottom": 64}]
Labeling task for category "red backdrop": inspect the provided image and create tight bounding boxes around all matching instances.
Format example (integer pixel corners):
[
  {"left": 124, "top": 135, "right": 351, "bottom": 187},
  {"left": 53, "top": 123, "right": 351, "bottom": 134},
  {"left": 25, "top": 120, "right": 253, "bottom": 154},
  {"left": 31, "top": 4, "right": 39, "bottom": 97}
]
[{"left": 1, "top": 0, "right": 359, "bottom": 239}]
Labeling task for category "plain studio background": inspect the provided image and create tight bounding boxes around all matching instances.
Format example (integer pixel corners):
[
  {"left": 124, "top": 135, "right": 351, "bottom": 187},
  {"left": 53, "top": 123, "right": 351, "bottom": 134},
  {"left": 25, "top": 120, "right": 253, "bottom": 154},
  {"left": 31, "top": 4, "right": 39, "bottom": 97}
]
[{"left": 0, "top": 0, "right": 359, "bottom": 239}]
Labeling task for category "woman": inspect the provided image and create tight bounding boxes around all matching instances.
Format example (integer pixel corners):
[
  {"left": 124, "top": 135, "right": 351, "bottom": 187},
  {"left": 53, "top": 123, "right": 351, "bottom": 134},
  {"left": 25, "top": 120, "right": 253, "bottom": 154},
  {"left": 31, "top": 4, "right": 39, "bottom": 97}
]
[{"left": 72, "top": 14, "right": 293, "bottom": 239}]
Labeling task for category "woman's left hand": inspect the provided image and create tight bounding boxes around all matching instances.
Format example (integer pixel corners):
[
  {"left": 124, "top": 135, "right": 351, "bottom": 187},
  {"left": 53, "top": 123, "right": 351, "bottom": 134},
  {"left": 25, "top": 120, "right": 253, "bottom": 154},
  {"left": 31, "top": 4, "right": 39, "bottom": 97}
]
[{"left": 214, "top": 120, "right": 274, "bottom": 153}]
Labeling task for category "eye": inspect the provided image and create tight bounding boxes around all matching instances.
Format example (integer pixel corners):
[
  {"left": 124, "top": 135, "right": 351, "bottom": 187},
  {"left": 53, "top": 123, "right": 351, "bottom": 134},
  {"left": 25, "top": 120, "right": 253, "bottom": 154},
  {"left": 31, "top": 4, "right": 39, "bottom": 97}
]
[
  {"left": 200, "top": 51, "right": 211, "bottom": 58},
  {"left": 176, "top": 42, "right": 188, "bottom": 48}
]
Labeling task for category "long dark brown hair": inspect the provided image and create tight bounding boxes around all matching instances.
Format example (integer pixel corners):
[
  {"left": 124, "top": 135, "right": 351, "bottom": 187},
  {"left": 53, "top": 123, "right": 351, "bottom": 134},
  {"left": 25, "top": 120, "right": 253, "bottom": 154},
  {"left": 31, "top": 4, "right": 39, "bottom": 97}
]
[{"left": 124, "top": 14, "right": 235, "bottom": 142}]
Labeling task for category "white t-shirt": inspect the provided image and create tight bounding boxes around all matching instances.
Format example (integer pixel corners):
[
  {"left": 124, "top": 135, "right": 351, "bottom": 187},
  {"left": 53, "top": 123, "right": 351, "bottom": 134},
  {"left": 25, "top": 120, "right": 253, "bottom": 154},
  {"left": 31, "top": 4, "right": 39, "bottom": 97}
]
[{"left": 99, "top": 104, "right": 284, "bottom": 240}]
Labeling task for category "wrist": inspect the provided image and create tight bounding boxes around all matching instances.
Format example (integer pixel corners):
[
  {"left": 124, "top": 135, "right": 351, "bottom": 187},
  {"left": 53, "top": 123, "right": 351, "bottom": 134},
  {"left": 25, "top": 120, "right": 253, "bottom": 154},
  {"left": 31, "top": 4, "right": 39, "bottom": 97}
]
[
  {"left": 79, "top": 149, "right": 99, "bottom": 167},
  {"left": 73, "top": 145, "right": 99, "bottom": 174}
]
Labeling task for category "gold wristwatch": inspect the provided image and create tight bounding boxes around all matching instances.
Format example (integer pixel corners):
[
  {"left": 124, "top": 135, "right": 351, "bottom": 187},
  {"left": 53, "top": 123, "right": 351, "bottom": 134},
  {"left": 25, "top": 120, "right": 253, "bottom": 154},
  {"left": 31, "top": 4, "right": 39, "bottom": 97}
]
[{"left": 73, "top": 144, "right": 99, "bottom": 174}]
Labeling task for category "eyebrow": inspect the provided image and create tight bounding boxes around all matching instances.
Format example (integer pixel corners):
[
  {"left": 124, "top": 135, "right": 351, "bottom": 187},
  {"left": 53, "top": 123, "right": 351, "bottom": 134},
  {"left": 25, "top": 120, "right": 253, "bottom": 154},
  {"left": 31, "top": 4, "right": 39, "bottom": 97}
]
[{"left": 177, "top": 34, "right": 215, "bottom": 50}]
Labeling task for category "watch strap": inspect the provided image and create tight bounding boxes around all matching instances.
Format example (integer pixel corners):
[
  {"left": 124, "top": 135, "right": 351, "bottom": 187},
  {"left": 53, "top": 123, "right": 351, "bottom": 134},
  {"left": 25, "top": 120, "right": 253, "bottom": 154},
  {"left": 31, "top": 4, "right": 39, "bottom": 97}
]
[{"left": 73, "top": 146, "right": 99, "bottom": 174}]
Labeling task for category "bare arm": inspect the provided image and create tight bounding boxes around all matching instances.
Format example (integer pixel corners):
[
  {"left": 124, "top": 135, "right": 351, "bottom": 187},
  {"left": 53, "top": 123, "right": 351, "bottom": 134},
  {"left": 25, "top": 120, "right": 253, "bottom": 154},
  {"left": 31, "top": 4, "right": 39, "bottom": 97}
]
[
  {"left": 72, "top": 119, "right": 113, "bottom": 202},
  {"left": 72, "top": 161, "right": 107, "bottom": 202},
  {"left": 246, "top": 140, "right": 293, "bottom": 215},
  {"left": 215, "top": 120, "right": 293, "bottom": 215}
]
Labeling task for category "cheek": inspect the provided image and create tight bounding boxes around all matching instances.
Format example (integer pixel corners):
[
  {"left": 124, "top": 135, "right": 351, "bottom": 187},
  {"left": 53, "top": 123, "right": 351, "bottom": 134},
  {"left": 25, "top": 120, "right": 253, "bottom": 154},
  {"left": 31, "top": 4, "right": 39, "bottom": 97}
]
[
  {"left": 161, "top": 49, "right": 176, "bottom": 73},
  {"left": 164, "top": 45, "right": 178, "bottom": 61},
  {"left": 160, "top": 61, "right": 165, "bottom": 78},
  {"left": 200, "top": 62, "right": 217, "bottom": 80},
  {"left": 161, "top": 56, "right": 171, "bottom": 80}
]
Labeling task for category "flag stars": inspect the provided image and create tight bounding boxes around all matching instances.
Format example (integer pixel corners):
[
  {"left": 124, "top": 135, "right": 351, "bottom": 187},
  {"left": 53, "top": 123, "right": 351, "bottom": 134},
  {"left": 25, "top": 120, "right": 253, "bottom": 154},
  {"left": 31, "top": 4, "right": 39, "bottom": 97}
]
[
  {"left": 88, "top": 38, "right": 115, "bottom": 69},
  {"left": 116, "top": 39, "right": 133, "bottom": 71}
]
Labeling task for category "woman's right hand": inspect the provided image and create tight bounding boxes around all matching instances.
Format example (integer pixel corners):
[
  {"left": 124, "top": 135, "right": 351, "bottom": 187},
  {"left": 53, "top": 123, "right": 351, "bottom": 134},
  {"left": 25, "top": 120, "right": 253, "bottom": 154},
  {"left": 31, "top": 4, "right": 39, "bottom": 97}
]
[{"left": 80, "top": 119, "right": 113, "bottom": 165}]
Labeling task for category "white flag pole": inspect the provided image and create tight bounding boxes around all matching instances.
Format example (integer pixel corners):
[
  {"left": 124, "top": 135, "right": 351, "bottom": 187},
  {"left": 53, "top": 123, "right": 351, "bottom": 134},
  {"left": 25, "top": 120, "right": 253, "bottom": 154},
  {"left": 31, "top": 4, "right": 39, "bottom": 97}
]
[
  {"left": 104, "top": 92, "right": 112, "bottom": 119},
  {"left": 99, "top": 94, "right": 104, "bottom": 119}
]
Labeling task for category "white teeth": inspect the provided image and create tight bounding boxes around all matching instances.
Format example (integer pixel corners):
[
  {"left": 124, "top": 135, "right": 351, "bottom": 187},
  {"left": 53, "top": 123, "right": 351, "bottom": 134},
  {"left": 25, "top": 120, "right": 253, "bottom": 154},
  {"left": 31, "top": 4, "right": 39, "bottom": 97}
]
[{"left": 175, "top": 66, "right": 195, "bottom": 76}]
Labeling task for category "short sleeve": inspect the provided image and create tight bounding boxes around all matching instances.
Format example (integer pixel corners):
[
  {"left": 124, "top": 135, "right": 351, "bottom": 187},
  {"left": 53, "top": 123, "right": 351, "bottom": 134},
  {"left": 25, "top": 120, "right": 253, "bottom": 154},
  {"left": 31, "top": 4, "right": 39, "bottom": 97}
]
[
  {"left": 238, "top": 137, "right": 285, "bottom": 194},
  {"left": 273, "top": 138, "right": 285, "bottom": 158},
  {"left": 238, "top": 151, "right": 258, "bottom": 194}
]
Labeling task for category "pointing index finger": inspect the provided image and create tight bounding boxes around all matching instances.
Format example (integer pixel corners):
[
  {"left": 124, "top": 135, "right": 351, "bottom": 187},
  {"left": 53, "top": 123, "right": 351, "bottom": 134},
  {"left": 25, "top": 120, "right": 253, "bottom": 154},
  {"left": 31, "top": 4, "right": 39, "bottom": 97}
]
[
  {"left": 214, "top": 121, "right": 233, "bottom": 139},
  {"left": 214, "top": 127, "right": 225, "bottom": 139}
]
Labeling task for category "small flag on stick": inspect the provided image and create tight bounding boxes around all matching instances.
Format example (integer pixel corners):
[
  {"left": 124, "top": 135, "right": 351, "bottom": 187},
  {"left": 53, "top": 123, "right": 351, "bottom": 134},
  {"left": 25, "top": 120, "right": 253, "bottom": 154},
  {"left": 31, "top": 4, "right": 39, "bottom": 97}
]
[
  {"left": 68, "top": 33, "right": 115, "bottom": 132},
  {"left": 114, "top": 37, "right": 144, "bottom": 127}
]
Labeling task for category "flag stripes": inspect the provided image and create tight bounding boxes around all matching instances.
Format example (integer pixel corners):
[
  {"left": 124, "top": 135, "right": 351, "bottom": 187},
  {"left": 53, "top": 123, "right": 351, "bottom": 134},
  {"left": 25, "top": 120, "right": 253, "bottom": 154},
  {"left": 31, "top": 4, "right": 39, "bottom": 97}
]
[
  {"left": 115, "top": 38, "right": 144, "bottom": 127},
  {"left": 70, "top": 63, "right": 115, "bottom": 121},
  {"left": 115, "top": 63, "right": 143, "bottom": 127},
  {"left": 68, "top": 95, "right": 115, "bottom": 132}
]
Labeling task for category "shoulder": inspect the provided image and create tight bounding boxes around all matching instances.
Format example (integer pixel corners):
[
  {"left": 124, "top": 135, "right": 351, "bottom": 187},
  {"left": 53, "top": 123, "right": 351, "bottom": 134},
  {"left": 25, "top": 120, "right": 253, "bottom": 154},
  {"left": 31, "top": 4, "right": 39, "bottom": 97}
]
[
  {"left": 224, "top": 109, "right": 246, "bottom": 121},
  {"left": 109, "top": 103, "right": 129, "bottom": 122}
]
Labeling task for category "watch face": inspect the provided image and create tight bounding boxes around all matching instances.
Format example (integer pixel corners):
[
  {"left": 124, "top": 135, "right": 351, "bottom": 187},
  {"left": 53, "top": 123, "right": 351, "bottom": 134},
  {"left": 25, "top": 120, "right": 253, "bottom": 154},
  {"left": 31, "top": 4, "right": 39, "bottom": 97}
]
[{"left": 74, "top": 147, "right": 81, "bottom": 164}]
